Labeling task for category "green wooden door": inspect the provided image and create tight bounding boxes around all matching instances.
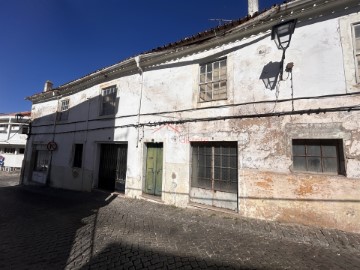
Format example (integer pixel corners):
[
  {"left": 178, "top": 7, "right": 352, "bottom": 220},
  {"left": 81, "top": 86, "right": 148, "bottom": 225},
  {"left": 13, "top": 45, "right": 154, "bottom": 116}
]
[{"left": 145, "top": 143, "right": 163, "bottom": 196}]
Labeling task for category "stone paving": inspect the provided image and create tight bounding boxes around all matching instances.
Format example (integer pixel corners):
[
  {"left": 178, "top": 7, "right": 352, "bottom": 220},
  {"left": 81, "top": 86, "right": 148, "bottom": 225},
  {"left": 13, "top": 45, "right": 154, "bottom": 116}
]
[{"left": 0, "top": 172, "right": 359, "bottom": 269}]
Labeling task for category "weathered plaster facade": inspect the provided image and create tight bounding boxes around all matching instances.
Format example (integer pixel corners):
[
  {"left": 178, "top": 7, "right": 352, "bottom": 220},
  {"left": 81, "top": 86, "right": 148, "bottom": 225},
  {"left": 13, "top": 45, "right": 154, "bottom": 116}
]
[{"left": 24, "top": 0, "right": 360, "bottom": 233}]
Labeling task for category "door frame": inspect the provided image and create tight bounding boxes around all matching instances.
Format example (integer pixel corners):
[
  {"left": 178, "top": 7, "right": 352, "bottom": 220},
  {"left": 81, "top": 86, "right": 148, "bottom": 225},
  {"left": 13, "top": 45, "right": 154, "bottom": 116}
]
[
  {"left": 94, "top": 141, "right": 128, "bottom": 191},
  {"left": 142, "top": 142, "right": 164, "bottom": 198}
]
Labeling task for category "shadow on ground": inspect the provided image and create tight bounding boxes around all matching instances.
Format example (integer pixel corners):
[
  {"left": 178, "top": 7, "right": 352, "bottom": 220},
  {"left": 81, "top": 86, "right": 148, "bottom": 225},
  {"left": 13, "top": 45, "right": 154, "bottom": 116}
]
[
  {"left": 0, "top": 185, "right": 114, "bottom": 269},
  {"left": 0, "top": 186, "right": 241, "bottom": 270}
]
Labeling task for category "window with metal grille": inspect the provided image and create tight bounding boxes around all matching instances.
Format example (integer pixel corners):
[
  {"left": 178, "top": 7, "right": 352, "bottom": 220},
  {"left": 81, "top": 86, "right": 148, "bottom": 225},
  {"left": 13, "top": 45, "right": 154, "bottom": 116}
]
[
  {"left": 101, "top": 86, "right": 117, "bottom": 116},
  {"left": 191, "top": 142, "right": 237, "bottom": 193},
  {"left": 199, "top": 59, "right": 227, "bottom": 102},
  {"left": 57, "top": 99, "right": 69, "bottom": 121},
  {"left": 33, "top": 150, "right": 49, "bottom": 172},
  {"left": 292, "top": 139, "right": 345, "bottom": 175},
  {"left": 354, "top": 24, "right": 360, "bottom": 82},
  {"left": 73, "top": 144, "right": 83, "bottom": 168}
]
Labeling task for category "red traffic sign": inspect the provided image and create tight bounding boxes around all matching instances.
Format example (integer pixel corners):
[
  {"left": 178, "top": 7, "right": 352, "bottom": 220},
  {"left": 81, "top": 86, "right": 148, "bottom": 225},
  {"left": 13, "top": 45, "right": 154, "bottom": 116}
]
[{"left": 47, "top": 141, "right": 57, "bottom": 151}]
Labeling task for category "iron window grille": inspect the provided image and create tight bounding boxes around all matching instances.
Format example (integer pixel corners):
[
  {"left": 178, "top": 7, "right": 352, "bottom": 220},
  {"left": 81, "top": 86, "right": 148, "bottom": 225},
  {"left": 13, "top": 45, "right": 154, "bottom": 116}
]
[
  {"left": 191, "top": 142, "right": 238, "bottom": 193},
  {"left": 354, "top": 24, "right": 360, "bottom": 82},
  {"left": 292, "top": 139, "right": 345, "bottom": 175},
  {"left": 33, "top": 150, "right": 49, "bottom": 172},
  {"left": 199, "top": 59, "right": 227, "bottom": 102},
  {"left": 57, "top": 99, "right": 69, "bottom": 121},
  {"left": 101, "top": 86, "right": 117, "bottom": 116}
]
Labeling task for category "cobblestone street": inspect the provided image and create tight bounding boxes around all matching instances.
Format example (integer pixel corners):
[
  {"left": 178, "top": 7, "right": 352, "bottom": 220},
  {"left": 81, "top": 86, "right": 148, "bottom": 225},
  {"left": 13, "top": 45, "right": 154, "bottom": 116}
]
[{"left": 0, "top": 172, "right": 359, "bottom": 269}]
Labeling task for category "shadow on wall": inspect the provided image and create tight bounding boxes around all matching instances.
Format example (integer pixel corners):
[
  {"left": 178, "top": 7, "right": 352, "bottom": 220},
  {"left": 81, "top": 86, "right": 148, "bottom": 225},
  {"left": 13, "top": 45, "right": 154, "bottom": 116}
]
[
  {"left": 25, "top": 92, "right": 122, "bottom": 191},
  {"left": 259, "top": 61, "right": 280, "bottom": 90}
]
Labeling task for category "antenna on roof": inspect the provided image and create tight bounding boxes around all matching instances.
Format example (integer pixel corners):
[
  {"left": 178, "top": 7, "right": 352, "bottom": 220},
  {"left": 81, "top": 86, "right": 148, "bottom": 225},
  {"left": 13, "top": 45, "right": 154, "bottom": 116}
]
[{"left": 209, "top": 19, "right": 233, "bottom": 26}]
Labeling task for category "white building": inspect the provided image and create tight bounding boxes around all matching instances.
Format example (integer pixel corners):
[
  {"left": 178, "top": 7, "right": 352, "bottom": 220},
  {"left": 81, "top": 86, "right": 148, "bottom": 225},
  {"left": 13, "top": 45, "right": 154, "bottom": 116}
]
[
  {"left": 23, "top": 0, "right": 360, "bottom": 233},
  {"left": 0, "top": 112, "right": 30, "bottom": 171}
]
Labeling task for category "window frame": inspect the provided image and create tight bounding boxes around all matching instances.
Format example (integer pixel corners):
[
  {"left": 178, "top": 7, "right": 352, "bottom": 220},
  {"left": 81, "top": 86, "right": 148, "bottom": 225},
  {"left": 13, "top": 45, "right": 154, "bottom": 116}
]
[
  {"left": 100, "top": 86, "right": 117, "bottom": 116},
  {"left": 57, "top": 99, "right": 70, "bottom": 121},
  {"left": 353, "top": 23, "right": 360, "bottom": 83},
  {"left": 33, "top": 150, "right": 50, "bottom": 172},
  {"left": 198, "top": 58, "right": 227, "bottom": 102},
  {"left": 292, "top": 139, "right": 346, "bottom": 176},
  {"left": 191, "top": 141, "right": 238, "bottom": 194},
  {"left": 72, "top": 144, "right": 83, "bottom": 168}
]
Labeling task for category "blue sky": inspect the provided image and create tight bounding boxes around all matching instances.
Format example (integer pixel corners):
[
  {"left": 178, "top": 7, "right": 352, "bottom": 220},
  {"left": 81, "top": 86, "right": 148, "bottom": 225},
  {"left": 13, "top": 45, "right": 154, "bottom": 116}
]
[{"left": 0, "top": 0, "right": 282, "bottom": 114}]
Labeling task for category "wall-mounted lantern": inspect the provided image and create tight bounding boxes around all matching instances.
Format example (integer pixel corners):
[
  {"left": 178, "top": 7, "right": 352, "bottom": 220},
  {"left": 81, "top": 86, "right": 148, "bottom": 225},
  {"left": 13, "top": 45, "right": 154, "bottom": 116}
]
[{"left": 271, "top": 19, "right": 297, "bottom": 80}]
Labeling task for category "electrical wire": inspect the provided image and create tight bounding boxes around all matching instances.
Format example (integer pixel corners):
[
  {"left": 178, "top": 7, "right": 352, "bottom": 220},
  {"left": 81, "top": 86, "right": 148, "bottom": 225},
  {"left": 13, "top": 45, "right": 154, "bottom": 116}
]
[
  {"left": 30, "top": 90, "right": 360, "bottom": 129},
  {"left": 30, "top": 104, "right": 360, "bottom": 136}
]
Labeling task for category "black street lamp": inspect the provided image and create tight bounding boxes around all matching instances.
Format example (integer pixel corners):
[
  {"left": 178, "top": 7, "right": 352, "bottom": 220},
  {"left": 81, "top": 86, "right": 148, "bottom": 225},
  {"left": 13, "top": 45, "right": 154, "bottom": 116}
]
[{"left": 271, "top": 19, "right": 297, "bottom": 80}]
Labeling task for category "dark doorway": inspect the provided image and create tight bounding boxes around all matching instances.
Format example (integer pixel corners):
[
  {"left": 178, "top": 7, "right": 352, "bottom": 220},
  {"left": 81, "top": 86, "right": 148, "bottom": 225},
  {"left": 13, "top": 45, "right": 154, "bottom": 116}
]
[
  {"left": 98, "top": 143, "right": 128, "bottom": 192},
  {"left": 144, "top": 143, "right": 163, "bottom": 196}
]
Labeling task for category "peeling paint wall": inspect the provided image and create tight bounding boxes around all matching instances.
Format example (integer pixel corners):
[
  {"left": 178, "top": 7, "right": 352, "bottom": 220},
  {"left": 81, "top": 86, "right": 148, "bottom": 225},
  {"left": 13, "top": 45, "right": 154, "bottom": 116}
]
[{"left": 24, "top": 7, "right": 360, "bottom": 233}]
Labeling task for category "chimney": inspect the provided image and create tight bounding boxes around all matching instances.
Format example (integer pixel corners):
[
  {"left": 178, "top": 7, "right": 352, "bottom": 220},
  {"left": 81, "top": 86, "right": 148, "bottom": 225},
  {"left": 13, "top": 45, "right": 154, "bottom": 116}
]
[
  {"left": 43, "top": 80, "right": 53, "bottom": 92},
  {"left": 248, "top": 0, "right": 259, "bottom": 16}
]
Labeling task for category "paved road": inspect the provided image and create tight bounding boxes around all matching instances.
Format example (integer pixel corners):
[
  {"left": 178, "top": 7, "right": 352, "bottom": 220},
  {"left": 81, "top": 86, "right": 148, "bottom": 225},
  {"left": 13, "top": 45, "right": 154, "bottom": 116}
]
[
  {"left": 0, "top": 171, "right": 20, "bottom": 187},
  {"left": 0, "top": 172, "right": 359, "bottom": 269}
]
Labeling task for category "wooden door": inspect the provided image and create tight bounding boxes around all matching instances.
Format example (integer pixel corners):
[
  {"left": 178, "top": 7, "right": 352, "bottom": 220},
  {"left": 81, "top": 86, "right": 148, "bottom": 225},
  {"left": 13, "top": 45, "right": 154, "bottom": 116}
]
[
  {"left": 145, "top": 143, "right": 163, "bottom": 196},
  {"left": 98, "top": 144, "right": 127, "bottom": 192}
]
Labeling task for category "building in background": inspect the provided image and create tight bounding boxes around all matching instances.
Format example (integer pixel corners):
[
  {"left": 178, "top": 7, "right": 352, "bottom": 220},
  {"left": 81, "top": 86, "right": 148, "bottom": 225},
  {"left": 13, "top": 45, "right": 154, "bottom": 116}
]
[
  {"left": 0, "top": 112, "right": 30, "bottom": 171},
  {"left": 23, "top": 0, "right": 360, "bottom": 233}
]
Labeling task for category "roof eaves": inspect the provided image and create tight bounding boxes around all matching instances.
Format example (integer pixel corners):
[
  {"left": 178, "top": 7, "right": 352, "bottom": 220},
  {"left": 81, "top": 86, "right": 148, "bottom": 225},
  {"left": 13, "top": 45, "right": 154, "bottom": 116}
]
[{"left": 27, "top": 0, "right": 359, "bottom": 103}]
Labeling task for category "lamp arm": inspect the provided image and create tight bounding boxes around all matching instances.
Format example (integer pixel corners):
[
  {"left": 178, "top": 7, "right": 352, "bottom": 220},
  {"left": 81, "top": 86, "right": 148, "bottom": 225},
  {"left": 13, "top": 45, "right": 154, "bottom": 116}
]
[{"left": 279, "top": 48, "right": 287, "bottom": 81}]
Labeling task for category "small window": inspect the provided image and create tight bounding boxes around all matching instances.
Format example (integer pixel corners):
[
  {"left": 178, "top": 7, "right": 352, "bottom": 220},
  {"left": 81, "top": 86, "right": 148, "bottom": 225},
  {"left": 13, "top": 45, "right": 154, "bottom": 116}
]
[
  {"left": 0, "top": 124, "right": 7, "bottom": 133},
  {"left": 21, "top": 126, "right": 29, "bottom": 135},
  {"left": 101, "top": 86, "right": 117, "bottom": 116},
  {"left": 292, "top": 139, "right": 345, "bottom": 175},
  {"left": 19, "top": 148, "right": 25, "bottom": 154},
  {"left": 199, "top": 59, "right": 227, "bottom": 102},
  {"left": 353, "top": 24, "right": 360, "bottom": 82},
  {"left": 73, "top": 144, "right": 83, "bottom": 168},
  {"left": 57, "top": 99, "right": 69, "bottom": 121},
  {"left": 4, "top": 148, "right": 15, "bottom": 154},
  {"left": 191, "top": 142, "right": 237, "bottom": 193}
]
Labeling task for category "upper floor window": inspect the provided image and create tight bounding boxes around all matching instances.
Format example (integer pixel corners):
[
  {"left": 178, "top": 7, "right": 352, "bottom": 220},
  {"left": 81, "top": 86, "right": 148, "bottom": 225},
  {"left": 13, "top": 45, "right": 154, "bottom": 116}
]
[
  {"left": 353, "top": 24, "right": 360, "bottom": 81},
  {"left": 101, "top": 86, "right": 117, "bottom": 116},
  {"left": 21, "top": 126, "right": 29, "bottom": 135},
  {"left": 0, "top": 124, "right": 7, "bottom": 133},
  {"left": 199, "top": 59, "right": 227, "bottom": 102},
  {"left": 292, "top": 139, "right": 345, "bottom": 175},
  {"left": 57, "top": 99, "right": 69, "bottom": 121}
]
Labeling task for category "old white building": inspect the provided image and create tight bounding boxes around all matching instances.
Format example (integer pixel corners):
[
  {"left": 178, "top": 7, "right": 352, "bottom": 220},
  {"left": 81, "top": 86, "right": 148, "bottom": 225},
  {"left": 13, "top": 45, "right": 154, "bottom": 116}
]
[
  {"left": 0, "top": 112, "right": 30, "bottom": 171},
  {"left": 23, "top": 0, "right": 360, "bottom": 233}
]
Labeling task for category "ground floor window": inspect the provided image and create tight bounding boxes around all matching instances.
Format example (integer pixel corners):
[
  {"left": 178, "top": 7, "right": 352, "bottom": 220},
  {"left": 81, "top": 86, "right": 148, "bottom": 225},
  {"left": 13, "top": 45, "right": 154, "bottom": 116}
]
[
  {"left": 292, "top": 139, "right": 345, "bottom": 175},
  {"left": 191, "top": 142, "right": 238, "bottom": 193},
  {"left": 33, "top": 144, "right": 50, "bottom": 172},
  {"left": 73, "top": 144, "right": 83, "bottom": 168}
]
